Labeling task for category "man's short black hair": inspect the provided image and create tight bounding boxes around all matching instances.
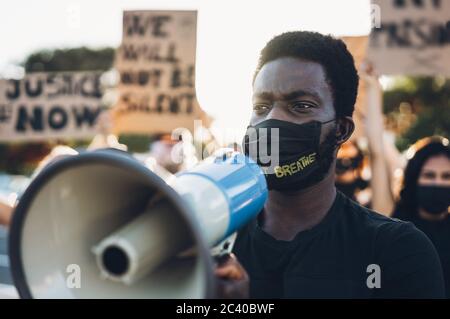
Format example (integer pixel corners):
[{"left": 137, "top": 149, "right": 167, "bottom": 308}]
[{"left": 254, "top": 31, "right": 359, "bottom": 118}]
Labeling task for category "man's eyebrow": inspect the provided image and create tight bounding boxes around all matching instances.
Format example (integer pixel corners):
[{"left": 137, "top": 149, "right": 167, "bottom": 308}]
[
  {"left": 253, "top": 89, "right": 321, "bottom": 102},
  {"left": 283, "top": 89, "right": 321, "bottom": 101},
  {"left": 253, "top": 91, "right": 274, "bottom": 100}
]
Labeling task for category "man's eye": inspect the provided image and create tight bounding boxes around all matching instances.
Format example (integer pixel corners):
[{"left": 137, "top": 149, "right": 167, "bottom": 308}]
[
  {"left": 253, "top": 104, "right": 271, "bottom": 113},
  {"left": 290, "top": 102, "right": 315, "bottom": 111}
]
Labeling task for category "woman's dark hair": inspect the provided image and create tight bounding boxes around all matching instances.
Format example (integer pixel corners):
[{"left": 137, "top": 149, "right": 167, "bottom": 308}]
[{"left": 393, "top": 136, "right": 450, "bottom": 220}]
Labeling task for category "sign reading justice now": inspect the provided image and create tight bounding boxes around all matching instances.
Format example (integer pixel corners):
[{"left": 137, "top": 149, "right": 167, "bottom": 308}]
[
  {"left": 0, "top": 72, "right": 104, "bottom": 142},
  {"left": 112, "top": 10, "right": 210, "bottom": 135}
]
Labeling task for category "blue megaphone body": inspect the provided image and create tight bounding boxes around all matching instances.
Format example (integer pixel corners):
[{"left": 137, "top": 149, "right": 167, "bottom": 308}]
[
  {"left": 174, "top": 151, "right": 268, "bottom": 246},
  {"left": 9, "top": 149, "right": 267, "bottom": 298}
]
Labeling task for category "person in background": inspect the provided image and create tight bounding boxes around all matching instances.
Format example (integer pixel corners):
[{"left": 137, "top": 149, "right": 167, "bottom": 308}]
[
  {"left": 149, "top": 132, "right": 199, "bottom": 174},
  {"left": 149, "top": 134, "right": 183, "bottom": 174},
  {"left": 335, "top": 140, "right": 370, "bottom": 206},
  {"left": 393, "top": 136, "right": 450, "bottom": 298},
  {"left": 0, "top": 198, "right": 13, "bottom": 226}
]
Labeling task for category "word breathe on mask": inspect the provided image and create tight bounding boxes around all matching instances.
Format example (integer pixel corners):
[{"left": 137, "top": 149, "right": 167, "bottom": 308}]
[
  {"left": 273, "top": 153, "right": 316, "bottom": 178},
  {"left": 243, "top": 118, "right": 335, "bottom": 191}
]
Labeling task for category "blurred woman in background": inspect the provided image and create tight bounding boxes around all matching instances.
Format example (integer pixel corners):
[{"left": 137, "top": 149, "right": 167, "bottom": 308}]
[{"left": 393, "top": 136, "right": 450, "bottom": 298}]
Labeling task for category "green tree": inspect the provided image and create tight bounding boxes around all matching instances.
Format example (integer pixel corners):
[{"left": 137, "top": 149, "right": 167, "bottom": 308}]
[
  {"left": 23, "top": 47, "right": 115, "bottom": 73},
  {"left": 383, "top": 77, "right": 450, "bottom": 151}
]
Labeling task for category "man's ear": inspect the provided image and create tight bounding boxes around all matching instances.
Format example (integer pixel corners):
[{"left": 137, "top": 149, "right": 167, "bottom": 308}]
[{"left": 335, "top": 116, "right": 354, "bottom": 146}]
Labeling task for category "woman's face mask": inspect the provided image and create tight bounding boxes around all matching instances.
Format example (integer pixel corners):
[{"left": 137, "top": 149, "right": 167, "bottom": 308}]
[
  {"left": 416, "top": 154, "right": 450, "bottom": 216},
  {"left": 416, "top": 185, "right": 450, "bottom": 215},
  {"left": 242, "top": 118, "right": 337, "bottom": 191}
]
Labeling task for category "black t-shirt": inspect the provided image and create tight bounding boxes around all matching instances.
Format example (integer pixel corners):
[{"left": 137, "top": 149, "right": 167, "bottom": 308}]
[
  {"left": 406, "top": 215, "right": 450, "bottom": 299},
  {"left": 232, "top": 192, "right": 445, "bottom": 298}
]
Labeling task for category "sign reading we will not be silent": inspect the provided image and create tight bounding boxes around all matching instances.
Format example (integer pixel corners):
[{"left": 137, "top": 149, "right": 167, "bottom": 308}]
[
  {"left": 112, "top": 10, "right": 211, "bottom": 135},
  {"left": 0, "top": 72, "right": 105, "bottom": 142}
]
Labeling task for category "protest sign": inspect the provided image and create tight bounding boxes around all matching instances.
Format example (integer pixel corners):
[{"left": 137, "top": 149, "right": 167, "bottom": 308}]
[
  {"left": 0, "top": 72, "right": 104, "bottom": 142},
  {"left": 113, "top": 10, "right": 211, "bottom": 135},
  {"left": 369, "top": 0, "right": 450, "bottom": 76}
]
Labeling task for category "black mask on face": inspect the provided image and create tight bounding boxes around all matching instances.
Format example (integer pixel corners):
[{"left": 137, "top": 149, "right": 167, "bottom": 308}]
[
  {"left": 416, "top": 185, "right": 450, "bottom": 215},
  {"left": 242, "top": 119, "right": 337, "bottom": 191}
]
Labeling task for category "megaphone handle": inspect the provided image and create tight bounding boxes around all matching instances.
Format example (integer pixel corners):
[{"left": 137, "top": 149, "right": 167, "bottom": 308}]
[
  {"left": 211, "top": 232, "right": 237, "bottom": 262},
  {"left": 221, "top": 233, "right": 236, "bottom": 254}
]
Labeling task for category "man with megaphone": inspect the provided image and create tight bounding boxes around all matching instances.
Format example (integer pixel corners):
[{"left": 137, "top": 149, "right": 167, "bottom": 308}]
[
  {"left": 217, "top": 31, "right": 445, "bottom": 299},
  {"left": 7, "top": 30, "right": 445, "bottom": 300}
]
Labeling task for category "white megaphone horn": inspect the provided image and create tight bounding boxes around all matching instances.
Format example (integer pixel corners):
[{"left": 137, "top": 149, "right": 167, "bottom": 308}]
[{"left": 8, "top": 149, "right": 267, "bottom": 298}]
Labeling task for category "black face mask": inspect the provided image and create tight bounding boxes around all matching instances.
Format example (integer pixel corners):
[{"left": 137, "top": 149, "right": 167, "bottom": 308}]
[
  {"left": 417, "top": 185, "right": 450, "bottom": 215},
  {"left": 242, "top": 119, "right": 336, "bottom": 191}
]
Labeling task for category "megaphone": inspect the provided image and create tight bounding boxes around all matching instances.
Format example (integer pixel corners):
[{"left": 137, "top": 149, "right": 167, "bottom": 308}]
[{"left": 8, "top": 149, "right": 267, "bottom": 298}]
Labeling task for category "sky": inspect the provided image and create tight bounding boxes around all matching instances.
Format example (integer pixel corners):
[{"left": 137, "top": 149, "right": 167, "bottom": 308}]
[{"left": 0, "top": 0, "right": 372, "bottom": 142}]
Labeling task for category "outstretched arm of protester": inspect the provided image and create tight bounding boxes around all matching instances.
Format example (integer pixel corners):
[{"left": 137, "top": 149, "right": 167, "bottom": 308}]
[{"left": 360, "top": 63, "right": 395, "bottom": 215}]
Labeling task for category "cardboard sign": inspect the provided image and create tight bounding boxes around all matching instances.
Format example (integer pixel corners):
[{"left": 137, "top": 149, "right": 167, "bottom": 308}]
[
  {"left": 0, "top": 72, "right": 105, "bottom": 142},
  {"left": 113, "top": 10, "right": 210, "bottom": 135},
  {"left": 369, "top": 0, "right": 450, "bottom": 76}
]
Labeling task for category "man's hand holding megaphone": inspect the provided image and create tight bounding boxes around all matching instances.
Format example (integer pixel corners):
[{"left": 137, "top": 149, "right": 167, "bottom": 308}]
[{"left": 215, "top": 253, "right": 249, "bottom": 299}]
